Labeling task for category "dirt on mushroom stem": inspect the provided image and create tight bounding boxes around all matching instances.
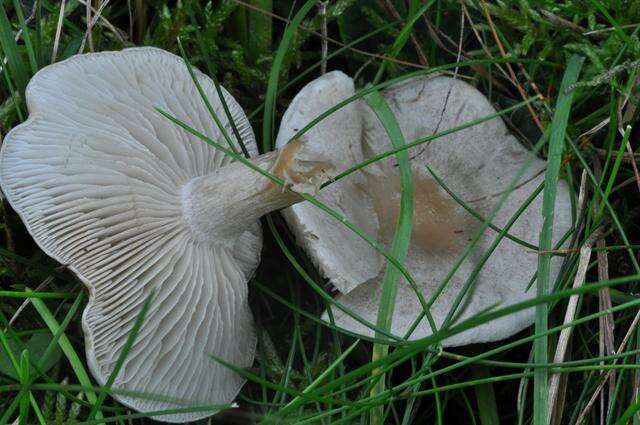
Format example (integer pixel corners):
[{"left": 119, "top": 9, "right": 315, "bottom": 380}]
[{"left": 181, "top": 139, "right": 334, "bottom": 243}]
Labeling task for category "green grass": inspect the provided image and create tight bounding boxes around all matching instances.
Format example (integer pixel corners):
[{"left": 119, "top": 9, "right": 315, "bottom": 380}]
[
  {"left": 363, "top": 88, "right": 415, "bottom": 425},
  {"left": 1, "top": 0, "right": 640, "bottom": 424},
  {"left": 533, "top": 53, "right": 584, "bottom": 425}
]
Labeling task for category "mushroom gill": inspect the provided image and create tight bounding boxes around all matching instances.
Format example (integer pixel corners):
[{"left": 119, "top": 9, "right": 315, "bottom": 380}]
[
  {"left": 0, "top": 54, "right": 366, "bottom": 422},
  {"left": 0, "top": 47, "right": 330, "bottom": 423}
]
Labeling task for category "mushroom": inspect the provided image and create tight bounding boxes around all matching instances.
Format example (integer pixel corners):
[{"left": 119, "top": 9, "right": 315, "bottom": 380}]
[
  {"left": 275, "top": 71, "right": 381, "bottom": 293},
  {"left": 276, "top": 74, "right": 573, "bottom": 346},
  {"left": 0, "top": 47, "right": 340, "bottom": 421}
]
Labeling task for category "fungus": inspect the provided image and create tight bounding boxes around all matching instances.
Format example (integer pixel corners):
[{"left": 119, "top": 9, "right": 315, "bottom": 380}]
[
  {"left": 0, "top": 48, "right": 337, "bottom": 421},
  {"left": 277, "top": 74, "right": 573, "bottom": 346},
  {"left": 275, "top": 71, "right": 382, "bottom": 293}
]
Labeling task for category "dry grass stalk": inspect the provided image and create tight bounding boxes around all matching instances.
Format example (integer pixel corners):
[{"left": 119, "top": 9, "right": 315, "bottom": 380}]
[
  {"left": 576, "top": 311, "right": 640, "bottom": 424},
  {"left": 478, "top": 0, "right": 544, "bottom": 131},
  {"left": 597, "top": 235, "right": 615, "bottom": 423},
  {"left": 546, "top": 229, "right": 599, "bottom": 420},
  {"left": 51, "top": 0, "right": 66, "bottom": 63},
  {"left": 380, "top": 0, "right": 429, "bottom": 66}
]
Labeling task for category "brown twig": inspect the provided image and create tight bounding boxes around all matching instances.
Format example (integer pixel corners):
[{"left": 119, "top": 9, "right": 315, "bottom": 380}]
[
  {"left": 380, "top": 0, "right": 429, "bottom": 66},
  {"left": 479, "top": 0, "right": 544, "bottom": 131},
  {"left": 540, "top": 10, "right": 587, "bottom": 33},
  {"left": 462, "top": 4, "right": 513, "bottom": 84},
  {"left": 584, "top": 23, "right": 640, "bottom": 36},
  {"left": 423, "top": 15, "right": 460, "bottom": 57},
  {"left": 576, "top": 310, "right": 640, "bottom": 424},
  {"left": 459, "top": 5, "right": 519, "bottom": 95},
  {"left": 612, "top": 175, "right": 640, "bottom": 194},
  {"left": 77, "top": 0, "right": 126, "bottom": 51},
  {"left": 593, "top": 147, "right": 640, "bottom": 165}
]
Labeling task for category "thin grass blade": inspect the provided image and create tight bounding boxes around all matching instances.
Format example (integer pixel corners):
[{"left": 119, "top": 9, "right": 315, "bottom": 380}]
[{"left": 533, "top": 54, "right": 584, "bottom": 425}]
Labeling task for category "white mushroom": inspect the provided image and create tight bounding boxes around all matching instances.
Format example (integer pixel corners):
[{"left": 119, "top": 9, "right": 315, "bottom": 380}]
[
  {"left": 275, "top": 71, "right": 381, "bottom": 293},
  {"left": 276, "top": 74, "right": 573, "bottom": 346},
  {"left": 0, "top": 48, "right": 336, "bottom": 421}
]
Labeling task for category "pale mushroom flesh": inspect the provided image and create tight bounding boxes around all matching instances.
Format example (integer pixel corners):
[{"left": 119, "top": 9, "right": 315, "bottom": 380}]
[
  {"left": 0, "top": 47, "right": 334, "bottom": 422},
  {"left": 275, "top": 71, "right": 382, "bottom": 293},
  {"left": 277, "top": 74, "right": 573, "bottom": 346}
]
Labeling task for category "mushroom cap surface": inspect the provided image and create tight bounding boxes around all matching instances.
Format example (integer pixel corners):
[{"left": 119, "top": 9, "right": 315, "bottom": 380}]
[
  {"left": 282, "top": 73, "right": 573, "bottom": 346},
  {"left": 275, "top": 71, "right": 381, "bottom": 293},
  {"left": 0, "top": 47, "right": 260, "bottom": 421}
]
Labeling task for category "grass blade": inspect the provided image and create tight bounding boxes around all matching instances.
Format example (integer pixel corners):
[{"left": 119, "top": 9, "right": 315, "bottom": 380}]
[
  {"left": 11, "top": 0, "right": 36, "bottom": 74},
  {"left": 373, "top": 0, "right": 435, "bottom": 82},
  {"left": 533, "top": 54, "right": 584, "bottom": 425},
  {"left": 474, "top": 367, "right": 500, "bottom": 425},
  {"left": 363, "top": 88, "right": 414, "bottom": 425},
  {"left": 262, "top": 0, "right": 316, "bottom": 152},
  {"left": 29, "top": 293, "right": 103, "bottom": 420},
  {"left": 0, "top": 1, "right": 29, "bottom": 95},
  {"left": 265, "top": 340, "right": 360, "bottom": 423},
  {"left": 247, "top": 0, "right": 272, "bottom": 64}
]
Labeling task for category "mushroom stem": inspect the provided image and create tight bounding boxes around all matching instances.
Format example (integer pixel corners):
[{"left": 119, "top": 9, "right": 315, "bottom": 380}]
[{"left": 181, "top": 140, "right": 333, "bottom": 243}]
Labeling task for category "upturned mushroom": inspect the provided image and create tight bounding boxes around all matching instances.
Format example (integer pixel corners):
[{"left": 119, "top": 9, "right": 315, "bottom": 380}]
[
  {"left": 0, "top": 48, "right": 344, "bottom": 421},
  {"left": 276, "top": 73, "right": 573, "bottom": 346}
]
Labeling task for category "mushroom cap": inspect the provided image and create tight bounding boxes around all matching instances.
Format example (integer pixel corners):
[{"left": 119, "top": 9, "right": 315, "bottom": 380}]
[
  {"left": 0, "top": 47, "right": 260, "bottom": 421},
  {"left": 275, "top": 71, "right": 381, "bottom": 293},
  {"left": 283, "top": 74, "right": 572, "bottom": 346}
]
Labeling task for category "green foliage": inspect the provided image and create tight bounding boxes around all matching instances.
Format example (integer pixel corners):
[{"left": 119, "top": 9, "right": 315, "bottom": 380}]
[
  {"left": 1, "top": 0, "right": 640, "bottom": 424},
  {"left": 0, "top": 333, "right": 61, "bottom": 380},
  {"left": 469, "top": 0, "right": 640, "bottom": 91}
]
